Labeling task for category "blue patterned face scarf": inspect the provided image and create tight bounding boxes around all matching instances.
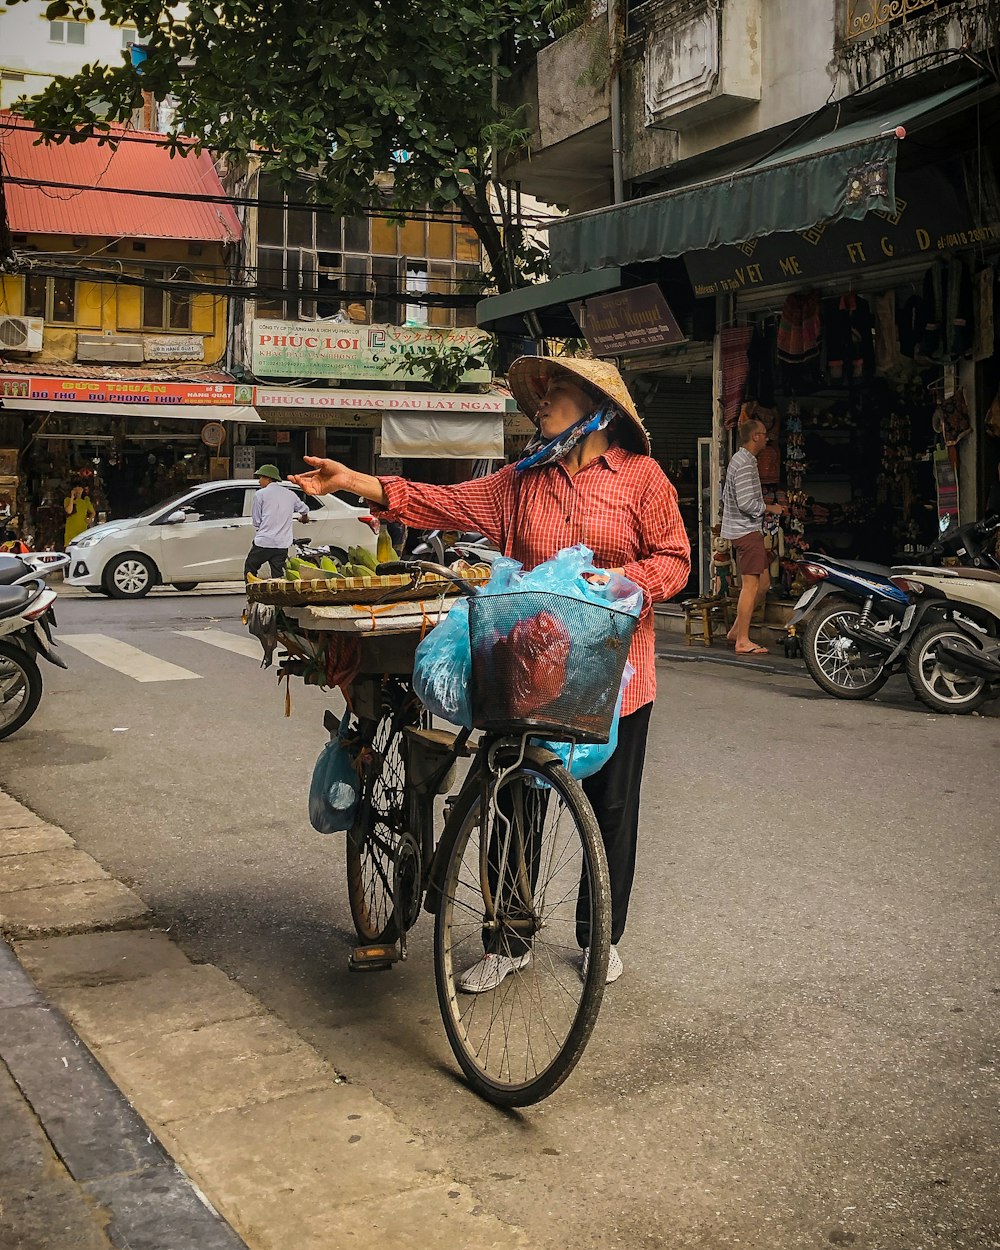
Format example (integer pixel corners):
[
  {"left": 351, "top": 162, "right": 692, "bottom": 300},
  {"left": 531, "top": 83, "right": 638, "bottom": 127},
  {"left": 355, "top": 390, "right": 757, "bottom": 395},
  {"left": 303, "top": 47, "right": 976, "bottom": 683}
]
[{"left": 515, "top": 401, "right": 616, "bottom": 473}]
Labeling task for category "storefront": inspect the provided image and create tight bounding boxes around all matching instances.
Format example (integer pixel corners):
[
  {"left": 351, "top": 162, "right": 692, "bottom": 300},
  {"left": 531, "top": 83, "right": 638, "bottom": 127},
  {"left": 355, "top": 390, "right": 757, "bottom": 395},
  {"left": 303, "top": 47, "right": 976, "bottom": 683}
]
[
  {"left": 479, "top": 77, "right": 1000, "bottom": 599},
  {"left": 0, "top": 373, "right": 259, "bottom": 547}
]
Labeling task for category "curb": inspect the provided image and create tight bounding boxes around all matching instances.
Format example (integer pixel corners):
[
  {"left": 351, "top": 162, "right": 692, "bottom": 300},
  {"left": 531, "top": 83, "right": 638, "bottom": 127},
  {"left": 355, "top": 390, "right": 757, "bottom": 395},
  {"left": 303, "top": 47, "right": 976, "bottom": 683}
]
[
  {"left": 0, "top": 939, "right": 249, "bottom": 1250},
  {"left": 0, "top": 789, "right": 532, "bottom": 1250}
]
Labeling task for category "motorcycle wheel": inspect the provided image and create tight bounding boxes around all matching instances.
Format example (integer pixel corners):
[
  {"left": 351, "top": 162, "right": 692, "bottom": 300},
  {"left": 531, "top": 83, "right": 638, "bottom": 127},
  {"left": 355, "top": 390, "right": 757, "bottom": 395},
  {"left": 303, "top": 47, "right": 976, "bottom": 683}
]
[
  {"left": 0, "top": 640, "right": 43, "bottom": 741},
  {"left": 905, "top": 623, "right": 989, "bottom": 715},
  {"left": 801, "top": 596, "right": 891, "bottom": 700}
]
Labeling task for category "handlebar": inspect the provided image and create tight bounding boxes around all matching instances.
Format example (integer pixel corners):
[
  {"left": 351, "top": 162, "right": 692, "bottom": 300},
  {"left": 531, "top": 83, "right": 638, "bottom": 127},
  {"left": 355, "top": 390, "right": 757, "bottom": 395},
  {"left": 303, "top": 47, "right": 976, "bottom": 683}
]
[{"left": 376, "top": 559, "right": 480, "bottom": 599}]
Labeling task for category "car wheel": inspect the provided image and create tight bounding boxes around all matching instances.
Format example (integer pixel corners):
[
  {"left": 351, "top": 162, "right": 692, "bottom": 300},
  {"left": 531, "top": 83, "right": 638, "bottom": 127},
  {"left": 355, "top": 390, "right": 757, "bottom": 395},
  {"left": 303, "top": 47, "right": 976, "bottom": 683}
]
[
  {"left": 104, "top": 554, "right": 156, "bottom": 599},
  {"left": 171, "top": 582, "right": 198, "bottom": 591}
]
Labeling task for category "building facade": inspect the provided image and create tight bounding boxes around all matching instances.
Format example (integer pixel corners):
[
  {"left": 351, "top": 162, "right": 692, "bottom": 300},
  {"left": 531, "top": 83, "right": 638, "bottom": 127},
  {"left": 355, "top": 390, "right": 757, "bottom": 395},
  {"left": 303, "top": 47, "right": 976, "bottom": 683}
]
[
  {"left": 226, "top": 164, "right": 521, "bottom": 485},
  {"left": 486, "top": 0, "right": 1000, "bottom": 593},
  {"left": 0, "top": 118, "right": 251, "bottom": 546}
]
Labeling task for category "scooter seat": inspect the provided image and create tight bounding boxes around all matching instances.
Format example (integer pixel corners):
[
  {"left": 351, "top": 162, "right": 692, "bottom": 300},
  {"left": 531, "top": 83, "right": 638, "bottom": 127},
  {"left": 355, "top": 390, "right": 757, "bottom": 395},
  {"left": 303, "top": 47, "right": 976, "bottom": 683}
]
[
  {"left": 0, "top": 556, "right": 28, "bottom": 586},
  {"left": 0, "top": 585, "right": 31, "bottom": 617},
  {"left": 819, "top": 557, "right": 892, "bottom": 579}
]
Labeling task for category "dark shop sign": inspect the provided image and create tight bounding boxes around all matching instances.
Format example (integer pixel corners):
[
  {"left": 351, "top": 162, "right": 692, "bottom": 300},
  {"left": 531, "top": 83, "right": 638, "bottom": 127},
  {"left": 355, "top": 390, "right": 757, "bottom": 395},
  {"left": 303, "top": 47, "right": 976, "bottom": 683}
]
[
  {"left": 684, "top": 166, "right": 1000, "bottom": 296},
  {"left": 577, "top": 283, "right": 687, "bottom": 355}
]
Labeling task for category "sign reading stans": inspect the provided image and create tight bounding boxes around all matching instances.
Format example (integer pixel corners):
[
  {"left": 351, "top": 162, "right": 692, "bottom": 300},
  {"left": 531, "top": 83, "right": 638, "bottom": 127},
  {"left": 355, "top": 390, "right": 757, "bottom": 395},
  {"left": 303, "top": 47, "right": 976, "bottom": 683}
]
[{"left": 251, "top": 321, "right": 492, "bottom": 383}]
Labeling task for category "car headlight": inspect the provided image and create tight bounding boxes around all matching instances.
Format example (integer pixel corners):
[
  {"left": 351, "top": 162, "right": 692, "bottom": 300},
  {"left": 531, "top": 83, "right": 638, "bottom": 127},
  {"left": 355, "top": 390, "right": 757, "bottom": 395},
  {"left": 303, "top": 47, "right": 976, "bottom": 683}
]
[{"left": 71, "top": 534, "right": 102, "bottom": 549}]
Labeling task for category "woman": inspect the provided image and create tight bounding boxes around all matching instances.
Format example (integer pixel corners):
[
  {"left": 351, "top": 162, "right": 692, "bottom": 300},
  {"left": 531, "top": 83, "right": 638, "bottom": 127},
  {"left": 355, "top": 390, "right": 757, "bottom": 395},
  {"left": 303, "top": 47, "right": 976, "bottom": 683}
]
[
  {"left": 63, "top": 484, "right": 95, "bottom": 549},
  {"left": 292, "top": 357, "right": 690, "bottom": 989}
]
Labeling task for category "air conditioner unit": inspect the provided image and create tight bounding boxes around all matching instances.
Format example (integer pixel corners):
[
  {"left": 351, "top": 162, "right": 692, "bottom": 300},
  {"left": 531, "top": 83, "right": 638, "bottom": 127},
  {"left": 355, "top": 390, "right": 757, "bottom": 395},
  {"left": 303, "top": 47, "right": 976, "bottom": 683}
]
[{"left": 0, "top": 316, "right": 44, "bottom": 352}]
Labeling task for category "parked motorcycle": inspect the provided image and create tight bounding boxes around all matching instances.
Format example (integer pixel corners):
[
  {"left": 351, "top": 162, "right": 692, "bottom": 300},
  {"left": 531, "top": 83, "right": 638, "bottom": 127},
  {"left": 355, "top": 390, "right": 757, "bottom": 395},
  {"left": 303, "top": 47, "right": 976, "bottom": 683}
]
[
  {"left": 0, "top": 551, "right": 69, "bottom": 740},
  {"left": 788, "top": 515, "right": 1000, "bottom": 700},
  {"left": 889, "top": 563, "right": 1000, "bottom": 714},
  {"left": 408, "top": 529, "right": 498, "bottom": 566}
]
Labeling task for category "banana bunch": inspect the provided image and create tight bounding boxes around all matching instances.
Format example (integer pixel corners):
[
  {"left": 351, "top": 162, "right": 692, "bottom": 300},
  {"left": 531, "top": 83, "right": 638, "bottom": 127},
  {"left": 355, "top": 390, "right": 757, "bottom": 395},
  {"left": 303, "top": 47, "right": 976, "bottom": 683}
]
[
  {"left": 281, "top": 533, "right": 401, "bottom": 583},
  {"left": 284, "top": 555, "right": 338, "bottom": 581}
]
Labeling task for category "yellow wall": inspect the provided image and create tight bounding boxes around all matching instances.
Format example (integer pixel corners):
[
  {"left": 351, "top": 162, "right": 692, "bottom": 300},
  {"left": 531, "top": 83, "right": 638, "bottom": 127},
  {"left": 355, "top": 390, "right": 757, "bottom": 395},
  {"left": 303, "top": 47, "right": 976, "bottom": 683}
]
[{"left": 0, "top": 235, "right": 229, "bottom": 364}]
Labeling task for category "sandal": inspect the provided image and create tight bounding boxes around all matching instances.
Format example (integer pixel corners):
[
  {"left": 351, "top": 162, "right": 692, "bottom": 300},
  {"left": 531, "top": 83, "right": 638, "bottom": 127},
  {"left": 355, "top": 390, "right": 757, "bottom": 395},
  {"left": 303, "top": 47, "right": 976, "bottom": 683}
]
[{"left": 735, "top": 644, "right": 769, "bottom": 656}]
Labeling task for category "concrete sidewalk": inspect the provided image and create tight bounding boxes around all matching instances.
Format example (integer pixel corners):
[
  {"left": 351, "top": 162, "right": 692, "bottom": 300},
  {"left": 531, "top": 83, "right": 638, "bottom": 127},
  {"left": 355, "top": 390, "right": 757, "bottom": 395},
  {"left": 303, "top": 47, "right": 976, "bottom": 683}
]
[{"left": 0, "top": 791, "right": 530, "bottom": 1250}]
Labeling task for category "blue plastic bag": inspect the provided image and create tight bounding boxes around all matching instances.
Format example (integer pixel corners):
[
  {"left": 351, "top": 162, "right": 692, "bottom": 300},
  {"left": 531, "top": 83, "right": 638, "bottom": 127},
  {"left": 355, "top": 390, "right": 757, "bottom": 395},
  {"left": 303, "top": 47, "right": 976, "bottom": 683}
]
[
  {"left": 537, "top": 663, "right": 634, "bottom": 779},
  {"left": 413, "top": 599, "right": 473, "bottom": 728},
  {"left": 308, "top": 712, "right": 361, "bottom": 833}
]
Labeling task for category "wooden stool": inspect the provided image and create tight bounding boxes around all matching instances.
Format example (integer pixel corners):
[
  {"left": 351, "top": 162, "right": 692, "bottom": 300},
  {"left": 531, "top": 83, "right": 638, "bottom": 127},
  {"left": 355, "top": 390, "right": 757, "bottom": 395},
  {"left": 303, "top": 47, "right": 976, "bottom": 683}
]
[{"left": 681, "top": 595, "right": 732, "bottom": 646}]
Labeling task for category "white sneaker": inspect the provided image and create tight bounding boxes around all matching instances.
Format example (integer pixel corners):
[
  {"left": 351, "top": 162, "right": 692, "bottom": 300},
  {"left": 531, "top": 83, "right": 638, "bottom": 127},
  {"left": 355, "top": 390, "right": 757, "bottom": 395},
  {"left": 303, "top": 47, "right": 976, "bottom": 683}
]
[
  {"left": 580, "top": 944, "right": 624, "bottom": 984},
  {"left": 457, "top": 951, "right": 532, "bottom": 994}
]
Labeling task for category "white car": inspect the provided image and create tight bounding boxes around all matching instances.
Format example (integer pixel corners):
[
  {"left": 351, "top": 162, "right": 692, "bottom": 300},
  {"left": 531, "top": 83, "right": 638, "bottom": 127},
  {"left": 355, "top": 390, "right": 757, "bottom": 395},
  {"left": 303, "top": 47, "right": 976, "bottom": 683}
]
[{"left": 67, "top": 479, "right": 378, "bottom": 598}]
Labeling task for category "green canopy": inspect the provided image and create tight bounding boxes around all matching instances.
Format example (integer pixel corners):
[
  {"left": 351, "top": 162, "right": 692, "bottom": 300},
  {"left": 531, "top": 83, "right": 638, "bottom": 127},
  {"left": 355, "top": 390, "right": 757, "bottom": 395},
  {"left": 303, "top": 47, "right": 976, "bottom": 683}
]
[{"left": 548, "top": 81, "right": 986, "bottom": 276}]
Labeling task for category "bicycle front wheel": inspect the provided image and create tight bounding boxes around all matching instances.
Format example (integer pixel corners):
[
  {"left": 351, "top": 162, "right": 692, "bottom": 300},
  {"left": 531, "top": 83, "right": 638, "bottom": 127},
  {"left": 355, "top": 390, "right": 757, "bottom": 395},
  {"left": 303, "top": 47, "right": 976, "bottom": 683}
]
[{"left": 434, "top": 747, "right": 611, "bottom": 1107}]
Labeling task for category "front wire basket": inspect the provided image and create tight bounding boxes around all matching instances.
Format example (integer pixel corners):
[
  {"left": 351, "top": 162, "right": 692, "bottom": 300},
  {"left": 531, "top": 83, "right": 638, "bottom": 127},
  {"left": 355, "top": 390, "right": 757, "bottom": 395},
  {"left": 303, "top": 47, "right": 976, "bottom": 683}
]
[{"left": 468, "top": 590, "right": 637, "bottom": 744}]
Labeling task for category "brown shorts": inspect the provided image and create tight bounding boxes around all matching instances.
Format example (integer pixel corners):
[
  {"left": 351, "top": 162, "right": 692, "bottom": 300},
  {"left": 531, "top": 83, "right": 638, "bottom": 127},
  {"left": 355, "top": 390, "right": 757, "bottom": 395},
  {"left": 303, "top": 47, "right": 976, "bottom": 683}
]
[{"left": 732, "top": 530, "right": 768, "bottom": 577}]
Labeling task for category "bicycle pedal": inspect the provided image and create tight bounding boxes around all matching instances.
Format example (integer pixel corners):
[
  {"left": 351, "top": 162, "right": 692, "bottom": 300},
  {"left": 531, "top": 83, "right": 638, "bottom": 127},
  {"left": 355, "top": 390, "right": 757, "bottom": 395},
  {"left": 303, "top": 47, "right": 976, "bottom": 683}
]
[{"left": 349, "top": 943, "right": 399, "bottom": 971}]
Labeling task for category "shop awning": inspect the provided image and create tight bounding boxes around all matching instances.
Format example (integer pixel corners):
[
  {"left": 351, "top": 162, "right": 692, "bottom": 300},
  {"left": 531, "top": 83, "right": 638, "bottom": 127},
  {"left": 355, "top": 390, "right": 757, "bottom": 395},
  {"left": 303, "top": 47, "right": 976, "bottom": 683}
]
[
  {"left": 9, "top": 400, "right": 261, "bottom": 423},
  {"left": 381, "top": 412, "right": 505, "bottom": 459},
  {"left": 477, "top": 267, "right": 623, "bottom": 334},
  {"left": 547, "top": 79, "right": 989, "bottom": 276}
]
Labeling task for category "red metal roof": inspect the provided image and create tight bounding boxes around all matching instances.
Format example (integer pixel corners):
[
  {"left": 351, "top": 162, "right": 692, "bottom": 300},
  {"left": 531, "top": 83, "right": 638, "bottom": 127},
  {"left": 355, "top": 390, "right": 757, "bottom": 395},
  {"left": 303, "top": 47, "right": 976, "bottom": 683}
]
[{"left": 0, "top": 116, "right": 242, "bottom": 243}]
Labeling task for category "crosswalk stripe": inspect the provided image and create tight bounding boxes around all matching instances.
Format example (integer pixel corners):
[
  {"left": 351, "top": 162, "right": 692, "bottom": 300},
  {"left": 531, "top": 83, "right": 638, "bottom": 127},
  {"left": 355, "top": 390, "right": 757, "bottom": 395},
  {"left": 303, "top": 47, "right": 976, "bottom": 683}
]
[
  {"left": 60, "top": 635, "right": 200, "bottom": 683},
  {"left": 176, "top": 629, "right": 262, "bottom": 660}
]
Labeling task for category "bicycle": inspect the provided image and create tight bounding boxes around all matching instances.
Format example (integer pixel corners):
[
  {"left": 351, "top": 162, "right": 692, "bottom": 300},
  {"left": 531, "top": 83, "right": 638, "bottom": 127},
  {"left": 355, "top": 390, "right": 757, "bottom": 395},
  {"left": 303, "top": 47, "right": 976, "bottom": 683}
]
[{"left": 338, "top": 558, "right": 637, "bottom": 1106}]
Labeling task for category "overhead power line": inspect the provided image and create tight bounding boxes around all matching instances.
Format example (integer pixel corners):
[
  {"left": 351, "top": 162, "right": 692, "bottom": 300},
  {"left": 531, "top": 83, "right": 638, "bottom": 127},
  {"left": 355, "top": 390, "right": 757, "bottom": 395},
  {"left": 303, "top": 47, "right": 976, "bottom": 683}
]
[
  {"left": 2, "top": 173, "right": 555, "bottom": 227},
  {"left": 7, "top": 258, "right": 484, "bottom": 306}
]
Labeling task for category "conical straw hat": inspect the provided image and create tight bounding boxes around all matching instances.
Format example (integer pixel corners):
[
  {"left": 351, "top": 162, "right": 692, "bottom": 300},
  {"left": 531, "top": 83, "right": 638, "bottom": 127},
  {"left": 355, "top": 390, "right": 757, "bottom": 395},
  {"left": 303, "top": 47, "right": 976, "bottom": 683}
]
[{"left": 506, "top": 356, "right": 651, "bottom": 455}]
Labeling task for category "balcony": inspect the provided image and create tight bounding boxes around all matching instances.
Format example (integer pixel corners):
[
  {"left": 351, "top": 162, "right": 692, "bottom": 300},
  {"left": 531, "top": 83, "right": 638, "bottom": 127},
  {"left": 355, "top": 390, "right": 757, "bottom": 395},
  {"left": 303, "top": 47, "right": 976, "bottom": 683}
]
[
  {"left": 643, "top": 0, "right": 761, "bottom": 129},
  {"left": 844, "top": 0, "right": 964, "bottom": 42},
  {"left": 502, "top": 18, "right": 613, "bottom": 211},
  {"left": 836, "top": 0, "right": 992, "bottom": 94}
]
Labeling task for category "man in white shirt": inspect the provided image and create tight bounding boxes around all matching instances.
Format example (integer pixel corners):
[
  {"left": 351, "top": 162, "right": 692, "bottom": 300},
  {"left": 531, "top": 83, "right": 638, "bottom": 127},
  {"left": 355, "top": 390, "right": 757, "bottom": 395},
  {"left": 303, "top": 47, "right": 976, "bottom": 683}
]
[{"left": 244, "top": 464, "right": 309, "bottom": 579}]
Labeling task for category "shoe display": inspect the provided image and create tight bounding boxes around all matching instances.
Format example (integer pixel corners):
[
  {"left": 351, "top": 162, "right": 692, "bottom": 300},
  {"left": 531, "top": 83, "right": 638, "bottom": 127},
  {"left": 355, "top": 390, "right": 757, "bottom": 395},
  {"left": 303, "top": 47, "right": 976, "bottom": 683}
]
[
  {"left": 457, "top": 951, "right": 532, "bottom": 994},
  {"left": 580, "top": 944, "right": 624, "bottom": 984}
]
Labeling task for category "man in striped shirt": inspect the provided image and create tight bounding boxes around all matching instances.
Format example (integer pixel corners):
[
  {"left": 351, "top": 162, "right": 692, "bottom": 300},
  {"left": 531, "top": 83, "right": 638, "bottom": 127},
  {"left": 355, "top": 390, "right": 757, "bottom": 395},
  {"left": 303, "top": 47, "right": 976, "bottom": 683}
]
[
  {"left": 721, "top": 419, "right": 784, "bottom": 655},
  {"left": 293, "top": 356, "right": 690, "bottom": 991}
]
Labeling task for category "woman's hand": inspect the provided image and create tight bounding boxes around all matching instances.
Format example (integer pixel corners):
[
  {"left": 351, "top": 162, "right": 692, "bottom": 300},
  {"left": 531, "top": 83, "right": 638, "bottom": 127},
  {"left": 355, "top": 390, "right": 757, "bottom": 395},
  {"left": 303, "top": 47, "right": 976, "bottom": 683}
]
[
  {"left": 289, "top": 457, "right": 388, "bottom": 507},
  {"left": 289, "top": 456, "right": 352, "bottom": 497}
]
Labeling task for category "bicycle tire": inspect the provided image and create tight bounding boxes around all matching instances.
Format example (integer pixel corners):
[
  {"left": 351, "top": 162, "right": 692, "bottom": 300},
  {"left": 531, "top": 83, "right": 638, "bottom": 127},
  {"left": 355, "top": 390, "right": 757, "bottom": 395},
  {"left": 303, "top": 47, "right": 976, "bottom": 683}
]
[
  {"left": 0, "top": 640, "right": 43, "bottom": 741},
  {"left": 433, "top": 745, "right": 611, "bottom": 1107},
  {"left": 346, "top": 688, "right": 419, "bottom": 942}
]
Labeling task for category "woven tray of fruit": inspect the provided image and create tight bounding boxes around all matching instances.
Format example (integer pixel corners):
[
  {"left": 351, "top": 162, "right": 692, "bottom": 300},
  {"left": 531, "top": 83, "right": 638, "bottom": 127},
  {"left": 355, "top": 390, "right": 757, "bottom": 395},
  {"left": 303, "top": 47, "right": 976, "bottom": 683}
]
[{"left": 246, "top": 535, "right": 491, "bottom": 607}]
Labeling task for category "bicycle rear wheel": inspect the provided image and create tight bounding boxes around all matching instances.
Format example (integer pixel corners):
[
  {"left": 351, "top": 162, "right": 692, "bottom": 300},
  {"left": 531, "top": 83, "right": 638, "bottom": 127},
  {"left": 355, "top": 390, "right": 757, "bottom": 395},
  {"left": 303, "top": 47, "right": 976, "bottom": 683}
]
[
  {"left": 347, "top": 683, "right": 419, "bottom": 942},
  {"left": 433, "top": 746, "right": 611, "bottom": 1107}
]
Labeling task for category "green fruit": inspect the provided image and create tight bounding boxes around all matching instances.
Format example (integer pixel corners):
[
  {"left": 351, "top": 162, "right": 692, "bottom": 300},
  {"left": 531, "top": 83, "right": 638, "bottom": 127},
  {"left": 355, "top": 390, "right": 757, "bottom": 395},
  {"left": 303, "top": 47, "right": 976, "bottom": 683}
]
[
  {"left": 356, "top": 547, "right": 378, "bottom": 571},
  {"left": 319, "top": 556, "right": 339, "bottom": 573}
]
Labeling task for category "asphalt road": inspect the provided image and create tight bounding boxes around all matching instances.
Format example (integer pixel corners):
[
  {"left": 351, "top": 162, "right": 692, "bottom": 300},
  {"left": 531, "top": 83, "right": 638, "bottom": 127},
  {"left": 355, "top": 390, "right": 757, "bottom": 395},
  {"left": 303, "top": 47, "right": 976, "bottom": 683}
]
[{"left": 4, "top": 592, "right": 999, "bottom": 1250}]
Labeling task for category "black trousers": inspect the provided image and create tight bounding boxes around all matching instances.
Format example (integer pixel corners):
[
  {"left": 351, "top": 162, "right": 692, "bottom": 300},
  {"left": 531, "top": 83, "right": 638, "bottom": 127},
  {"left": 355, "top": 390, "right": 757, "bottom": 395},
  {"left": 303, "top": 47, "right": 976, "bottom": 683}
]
[
  {"left": 244, "top": 545, "right": 288, "bottom": 579},
  {"left": 580, "top": 701, "right": 652, "bottom": 946},
  {"left": 482, "top": 702, "right": 653, "bottom": 957}
]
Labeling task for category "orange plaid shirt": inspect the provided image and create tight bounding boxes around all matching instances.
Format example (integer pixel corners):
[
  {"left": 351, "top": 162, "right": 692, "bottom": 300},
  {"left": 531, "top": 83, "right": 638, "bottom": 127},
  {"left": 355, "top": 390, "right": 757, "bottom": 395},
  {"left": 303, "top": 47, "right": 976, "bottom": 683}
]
[{"left": 378, "top": 446, "right": 691, "bottom": 715}]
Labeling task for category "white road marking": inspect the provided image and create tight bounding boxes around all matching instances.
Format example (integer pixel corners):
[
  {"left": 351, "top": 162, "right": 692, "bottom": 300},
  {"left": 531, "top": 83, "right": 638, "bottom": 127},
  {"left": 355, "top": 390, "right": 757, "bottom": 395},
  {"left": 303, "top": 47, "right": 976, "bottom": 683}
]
[
  {"left": 176, "top": 629, "right": 262, "bottom": 660},
  {"left": 60, "top": 635, "right": 200, "bottom": 682}
]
